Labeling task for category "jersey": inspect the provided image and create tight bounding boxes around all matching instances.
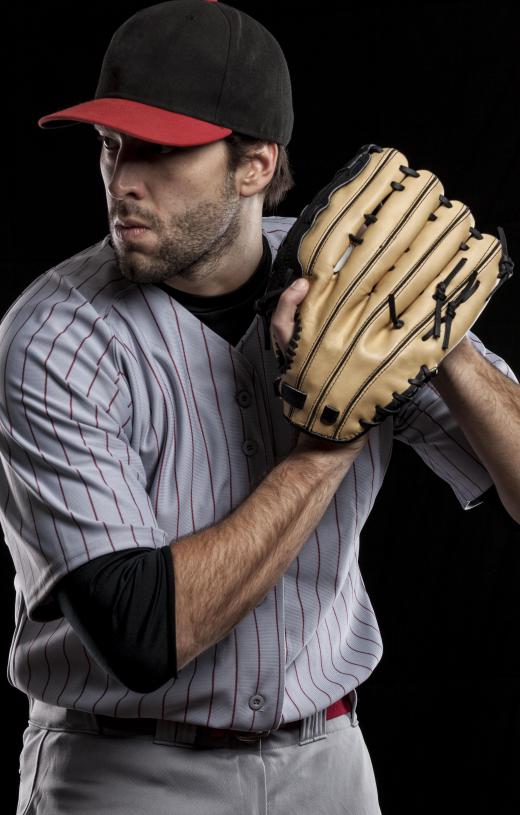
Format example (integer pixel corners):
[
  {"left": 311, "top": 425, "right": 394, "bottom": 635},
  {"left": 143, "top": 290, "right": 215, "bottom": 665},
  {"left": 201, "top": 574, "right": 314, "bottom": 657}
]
[
  {"left": 51, "top": 231, "right": 276, "bottom": 694},
  {"left": 0, "top": 215, "right": 517, "bottom": 732}
]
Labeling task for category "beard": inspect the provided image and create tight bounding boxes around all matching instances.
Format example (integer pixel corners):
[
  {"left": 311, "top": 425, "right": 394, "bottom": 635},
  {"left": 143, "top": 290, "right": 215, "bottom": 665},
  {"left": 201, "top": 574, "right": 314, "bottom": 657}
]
[{"left": 109, "top": 169, "right": 242, "bottom": 287}]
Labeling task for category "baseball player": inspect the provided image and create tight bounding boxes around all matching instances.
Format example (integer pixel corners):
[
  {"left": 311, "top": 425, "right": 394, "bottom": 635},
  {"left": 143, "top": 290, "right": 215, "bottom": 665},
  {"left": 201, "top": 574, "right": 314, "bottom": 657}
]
[{"left": 3, "top": 2, "right": 520, "bottom": 814}]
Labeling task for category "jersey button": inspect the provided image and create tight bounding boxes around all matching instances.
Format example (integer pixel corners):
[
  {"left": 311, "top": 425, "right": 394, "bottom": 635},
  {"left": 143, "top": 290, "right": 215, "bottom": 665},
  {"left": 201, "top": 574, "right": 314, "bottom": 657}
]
[
  {"left": 242, "top": 439, "right": 258, "bottom": 456},
  {"left": 248, "top": 694, "right": 265, "bottom": 711},
  {"left": 236, "top": 389, "right": 252, "bottom": 408}
]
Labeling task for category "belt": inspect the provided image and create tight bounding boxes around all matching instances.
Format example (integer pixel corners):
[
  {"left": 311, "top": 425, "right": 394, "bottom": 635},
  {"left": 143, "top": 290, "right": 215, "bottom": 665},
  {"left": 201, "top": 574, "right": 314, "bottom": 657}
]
[{"left": 93, "top": 693, "right": 352, "bottom": 744}]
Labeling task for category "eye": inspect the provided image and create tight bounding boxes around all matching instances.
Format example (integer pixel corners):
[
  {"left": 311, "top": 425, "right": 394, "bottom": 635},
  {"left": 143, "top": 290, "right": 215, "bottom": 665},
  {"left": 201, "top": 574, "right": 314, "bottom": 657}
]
[
  {"left": 95, "top": 134, "right": 176, "bottom": 155},
  {"left": 155, "top": 144, "right": 178, "bottom": 155},
  {"left": 96, "top": 134, "right": 118, "bottom": 151}
]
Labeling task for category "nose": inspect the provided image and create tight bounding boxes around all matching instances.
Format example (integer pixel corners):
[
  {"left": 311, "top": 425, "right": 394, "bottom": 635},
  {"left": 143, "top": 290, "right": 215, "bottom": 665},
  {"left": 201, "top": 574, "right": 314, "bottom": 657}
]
[{"left": 104, "top": 147, "right": 147, "bottom": 201}]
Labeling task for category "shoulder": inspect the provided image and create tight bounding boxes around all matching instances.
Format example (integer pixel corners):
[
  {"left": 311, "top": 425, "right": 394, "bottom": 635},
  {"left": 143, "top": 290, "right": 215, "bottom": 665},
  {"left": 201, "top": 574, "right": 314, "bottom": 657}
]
[
  {"left": 0, "top": 236, "right": 131, "bottom": 402},
  {"left": 0, "top": 235, "right": 131, "bottom": 340}
]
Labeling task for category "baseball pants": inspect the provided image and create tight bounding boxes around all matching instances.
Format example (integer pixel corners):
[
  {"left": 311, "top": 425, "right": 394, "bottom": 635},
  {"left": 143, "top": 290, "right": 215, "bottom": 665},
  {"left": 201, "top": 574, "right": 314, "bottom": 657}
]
[{"left": 16, "top": 690, "right": 382, "bottom": 815}]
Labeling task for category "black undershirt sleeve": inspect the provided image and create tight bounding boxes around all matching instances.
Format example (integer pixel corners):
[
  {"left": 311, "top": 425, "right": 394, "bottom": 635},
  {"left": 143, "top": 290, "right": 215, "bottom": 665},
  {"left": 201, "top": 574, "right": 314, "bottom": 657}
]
[{"left": 54, "top": 545, "right": 177, "bottom": 694}]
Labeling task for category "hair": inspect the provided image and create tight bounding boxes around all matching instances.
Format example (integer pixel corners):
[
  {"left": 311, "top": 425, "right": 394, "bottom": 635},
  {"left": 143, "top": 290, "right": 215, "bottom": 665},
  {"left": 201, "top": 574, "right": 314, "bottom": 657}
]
[{"left": 222, "top": 131, "right": 295, "bottom": 213}]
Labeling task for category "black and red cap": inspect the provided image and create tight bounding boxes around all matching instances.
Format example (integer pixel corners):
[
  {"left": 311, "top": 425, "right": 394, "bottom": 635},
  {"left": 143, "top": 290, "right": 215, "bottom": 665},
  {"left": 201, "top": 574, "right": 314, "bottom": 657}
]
[{"left": 37, "top": 0, "right": 293, "bottom": 147}]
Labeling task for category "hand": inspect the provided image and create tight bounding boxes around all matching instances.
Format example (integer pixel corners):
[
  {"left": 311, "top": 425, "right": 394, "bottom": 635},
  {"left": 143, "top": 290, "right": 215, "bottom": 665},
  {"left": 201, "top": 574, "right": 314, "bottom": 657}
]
[
  {"left": 271, "top": 278, "right": 369, "bottom": 457},
  {"left": 270, "top": 277, "right": 310, "bottom": 360}
]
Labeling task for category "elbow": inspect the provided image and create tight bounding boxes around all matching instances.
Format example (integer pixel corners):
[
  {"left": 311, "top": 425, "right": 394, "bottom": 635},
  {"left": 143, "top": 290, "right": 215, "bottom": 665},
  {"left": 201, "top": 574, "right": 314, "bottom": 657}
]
[
  {"left": 497, "top": 489, "right": 520, "bottom": 525},
  {"left": 176, "top": 650, "right": 193, "bottom": 673},
  {"left": 478, "top": 483, "right": 520, "bottom": 524},
  {"left": 507, "top": 507, "right": 520, "bottom": 525},
  {"left": 508, "top": 508, "right": 520, "bottom": 525}
]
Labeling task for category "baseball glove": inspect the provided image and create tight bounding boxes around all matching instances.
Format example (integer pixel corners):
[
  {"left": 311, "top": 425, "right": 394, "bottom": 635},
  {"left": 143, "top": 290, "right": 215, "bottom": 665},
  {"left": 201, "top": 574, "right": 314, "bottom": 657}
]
[{"left": 254, "top": 143, "right": 514, "bottom": 444}]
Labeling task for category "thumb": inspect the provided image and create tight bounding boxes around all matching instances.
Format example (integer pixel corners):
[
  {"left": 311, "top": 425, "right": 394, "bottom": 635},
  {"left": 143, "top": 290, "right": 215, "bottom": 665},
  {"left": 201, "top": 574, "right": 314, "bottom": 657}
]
[
  {"left": 270, "top": 277, "right": 310, "bottom": 355},
  {"left": 288, "top": 276, "right": 310, "bottom": 303}
]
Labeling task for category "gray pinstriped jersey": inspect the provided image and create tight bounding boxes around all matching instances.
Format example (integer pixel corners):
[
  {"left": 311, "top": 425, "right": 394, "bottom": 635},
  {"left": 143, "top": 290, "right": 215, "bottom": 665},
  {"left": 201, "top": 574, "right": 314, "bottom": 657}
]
[{"left": 0, "top": 215, "right": 517, "bottom": 731}]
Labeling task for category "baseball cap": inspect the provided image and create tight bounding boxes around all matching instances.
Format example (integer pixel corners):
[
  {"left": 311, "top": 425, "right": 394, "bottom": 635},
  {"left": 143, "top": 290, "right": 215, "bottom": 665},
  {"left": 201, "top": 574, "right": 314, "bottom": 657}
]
[{"left": 37, "top": 0, "right": 294, "bottom": 147}]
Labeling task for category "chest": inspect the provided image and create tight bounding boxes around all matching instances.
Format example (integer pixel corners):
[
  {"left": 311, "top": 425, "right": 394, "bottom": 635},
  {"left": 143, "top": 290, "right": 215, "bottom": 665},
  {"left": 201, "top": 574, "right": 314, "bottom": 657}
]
[{"left": 117, "top": 296, "right": 393, "bottom": 541}]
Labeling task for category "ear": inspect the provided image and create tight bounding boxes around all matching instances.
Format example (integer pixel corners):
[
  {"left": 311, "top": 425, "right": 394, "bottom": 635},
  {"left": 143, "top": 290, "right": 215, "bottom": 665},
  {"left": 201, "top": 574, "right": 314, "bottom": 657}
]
[{"left": 235, "top": 143, "right": 278, "bottom": 198}]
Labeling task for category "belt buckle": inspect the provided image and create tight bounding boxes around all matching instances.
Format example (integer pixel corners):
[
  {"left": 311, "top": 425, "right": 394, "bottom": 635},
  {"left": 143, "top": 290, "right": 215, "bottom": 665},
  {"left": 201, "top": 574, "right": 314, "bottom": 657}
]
[{"left": 234, "top": 729, "right": 271, "bottom": 743}]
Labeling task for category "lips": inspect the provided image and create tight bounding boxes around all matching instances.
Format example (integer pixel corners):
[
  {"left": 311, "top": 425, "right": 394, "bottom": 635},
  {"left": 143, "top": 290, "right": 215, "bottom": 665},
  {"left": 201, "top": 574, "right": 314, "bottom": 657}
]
[
  {"left": 114, "top": 219, "right": 150, "bottom": 228},
  {"left": 114, "top": 222, "right": 152, "bottom": 244}
]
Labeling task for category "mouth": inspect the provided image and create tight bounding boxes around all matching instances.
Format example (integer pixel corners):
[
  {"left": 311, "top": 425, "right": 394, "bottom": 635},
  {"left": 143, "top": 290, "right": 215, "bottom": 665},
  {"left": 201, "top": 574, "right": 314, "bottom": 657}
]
[
  {"left": 114, "top": 218, "right": 150, "bottom": 228},
  {"left": 114, "top": 223, "right": 152, "bottom": 244}
]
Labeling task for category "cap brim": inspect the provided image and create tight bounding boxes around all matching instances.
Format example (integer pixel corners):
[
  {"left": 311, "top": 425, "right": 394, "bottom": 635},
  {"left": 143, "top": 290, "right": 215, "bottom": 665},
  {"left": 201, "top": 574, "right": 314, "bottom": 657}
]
[{"left": 37, "top": 98, "right": 232, "bottom": 146}]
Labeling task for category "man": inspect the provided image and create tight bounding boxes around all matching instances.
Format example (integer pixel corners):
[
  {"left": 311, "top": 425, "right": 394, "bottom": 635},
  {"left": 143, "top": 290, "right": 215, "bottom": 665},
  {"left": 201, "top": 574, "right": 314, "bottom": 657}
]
[{"left": 3, "top": 2, "right": 519, "bottom": 814}]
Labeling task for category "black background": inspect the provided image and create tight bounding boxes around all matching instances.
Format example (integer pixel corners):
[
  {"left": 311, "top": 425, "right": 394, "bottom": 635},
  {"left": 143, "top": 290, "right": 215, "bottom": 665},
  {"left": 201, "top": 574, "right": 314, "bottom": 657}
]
[{"left": 6, "top": 2, "right": 520, "bottom": 813}]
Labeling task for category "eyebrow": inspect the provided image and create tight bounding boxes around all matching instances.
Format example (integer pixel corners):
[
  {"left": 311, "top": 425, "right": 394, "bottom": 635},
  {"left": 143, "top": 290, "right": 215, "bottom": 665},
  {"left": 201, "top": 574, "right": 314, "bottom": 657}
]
[
  {"left": 93, "top": 125, "right": 118, "bottom": 136},
  {"left": 92, "top": 125, "right": 180, "bottom": 150},
  {"left": 92, "top": 126, "right": 150, "bottom": 146}
]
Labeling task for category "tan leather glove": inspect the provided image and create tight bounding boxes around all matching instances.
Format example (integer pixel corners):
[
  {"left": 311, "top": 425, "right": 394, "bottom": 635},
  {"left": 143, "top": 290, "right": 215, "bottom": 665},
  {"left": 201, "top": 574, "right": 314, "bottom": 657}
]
[{"left": 255, "top": 143, "right": 514, "bottom": 443}]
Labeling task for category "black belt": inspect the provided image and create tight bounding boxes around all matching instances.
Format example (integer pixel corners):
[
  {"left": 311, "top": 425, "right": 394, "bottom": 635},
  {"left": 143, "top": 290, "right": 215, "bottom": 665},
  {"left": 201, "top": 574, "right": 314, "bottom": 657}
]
[
  {"left": 94, "top": 713, "right": 298, "bottom": 744},
  {"left": 93, "top": 694, "right": 352, "bottom": 745}
]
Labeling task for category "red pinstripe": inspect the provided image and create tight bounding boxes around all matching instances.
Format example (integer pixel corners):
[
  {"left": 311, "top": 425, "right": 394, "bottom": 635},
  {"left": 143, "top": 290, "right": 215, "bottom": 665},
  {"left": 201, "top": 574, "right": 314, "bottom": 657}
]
[
  {"left": 200, "top": 322, "right": 234, "bottom": 512},
  {"left": 138, "top": 287, "right": 200, "bottom": 529}
]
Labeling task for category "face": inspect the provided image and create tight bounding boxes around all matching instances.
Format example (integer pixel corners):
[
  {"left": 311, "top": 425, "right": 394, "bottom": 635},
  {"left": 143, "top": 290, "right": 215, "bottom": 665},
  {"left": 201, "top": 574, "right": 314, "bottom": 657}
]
[{"left": 96, "top": 126, "right": 242, "bottom": 287}]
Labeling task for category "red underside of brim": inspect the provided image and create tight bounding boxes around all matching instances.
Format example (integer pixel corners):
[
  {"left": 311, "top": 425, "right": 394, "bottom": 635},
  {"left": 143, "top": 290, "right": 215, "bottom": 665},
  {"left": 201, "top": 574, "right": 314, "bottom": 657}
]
[{"left": 37, "top": 98, "right": 232, "bottom": 146}]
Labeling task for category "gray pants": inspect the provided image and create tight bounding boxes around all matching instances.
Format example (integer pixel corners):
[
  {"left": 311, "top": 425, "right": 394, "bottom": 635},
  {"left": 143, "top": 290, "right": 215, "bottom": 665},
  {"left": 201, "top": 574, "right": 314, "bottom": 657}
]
[{"left": 16, "top": 691, "right": 382, "bottom": 814}]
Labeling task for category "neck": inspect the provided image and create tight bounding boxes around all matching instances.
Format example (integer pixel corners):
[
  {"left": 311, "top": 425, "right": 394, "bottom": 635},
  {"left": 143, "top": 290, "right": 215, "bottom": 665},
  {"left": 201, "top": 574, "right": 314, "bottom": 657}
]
[{"left": 163, "top": 207, "right": 265, "bottom": 297}]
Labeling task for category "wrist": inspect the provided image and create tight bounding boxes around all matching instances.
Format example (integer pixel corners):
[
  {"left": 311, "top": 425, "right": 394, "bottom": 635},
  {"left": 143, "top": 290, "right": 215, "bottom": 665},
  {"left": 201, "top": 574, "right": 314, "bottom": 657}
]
[
  {"left": 432, "top": 337, "right": 474, "bottom": 395},
  {"left": 293, "top": 430, "right": 367, "bottom": 460}
]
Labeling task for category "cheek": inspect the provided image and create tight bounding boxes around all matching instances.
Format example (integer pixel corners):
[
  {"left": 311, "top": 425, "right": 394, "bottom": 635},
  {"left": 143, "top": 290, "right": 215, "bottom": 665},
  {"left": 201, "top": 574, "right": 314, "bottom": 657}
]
[
  {"left": 160, "top": 170, "right": 207, "bottom": 206},
  {"left": 99, "top": 159, "right": 110, "bottom": 189}
]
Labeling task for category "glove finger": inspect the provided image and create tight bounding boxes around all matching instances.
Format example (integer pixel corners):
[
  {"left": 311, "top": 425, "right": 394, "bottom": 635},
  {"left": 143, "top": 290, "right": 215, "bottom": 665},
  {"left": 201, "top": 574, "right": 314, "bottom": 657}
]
[
  {"left": 419, "top": 230, "right": 504, "bottom": 350},
  {"left": 357, "top": 200, "right": 475, "bottom": 325},
  {"left": 331, "top": 168, "right": 445, "bottom": 301},
  {"left": 297, "top": 147, "right": 409, "bottom": 285},
  {"left": 300, "top": 149, "right": 445, "bottom": 302},
  {"left": 368, "top": 232, "right": 499, "bottom": 358}
]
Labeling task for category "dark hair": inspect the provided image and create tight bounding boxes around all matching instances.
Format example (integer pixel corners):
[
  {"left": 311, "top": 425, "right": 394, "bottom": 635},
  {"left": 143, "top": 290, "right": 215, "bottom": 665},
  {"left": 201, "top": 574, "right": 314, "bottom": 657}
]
[{"left": 222, "top": 131, "right": 295, "bottom": 213}]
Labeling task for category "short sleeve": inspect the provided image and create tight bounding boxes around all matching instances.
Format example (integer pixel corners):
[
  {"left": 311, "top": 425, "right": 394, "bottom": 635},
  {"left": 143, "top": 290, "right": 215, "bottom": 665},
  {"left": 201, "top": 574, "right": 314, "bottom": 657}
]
[
  {"left": 392, "top": 329, "right": 519, "bottom": 511},
  {"left": 0, "top": 295, "right": 167, "bottom": 623}
]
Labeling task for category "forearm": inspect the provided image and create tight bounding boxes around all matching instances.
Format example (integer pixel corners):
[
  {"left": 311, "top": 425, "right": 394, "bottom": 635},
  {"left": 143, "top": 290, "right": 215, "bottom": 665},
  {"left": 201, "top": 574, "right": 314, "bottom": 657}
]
[
  {"left": 432, "top": 335, "right": 520, "bottom": 522},
  {"left": 170, "top": 442, "right": 360, "bottom": 670}
]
